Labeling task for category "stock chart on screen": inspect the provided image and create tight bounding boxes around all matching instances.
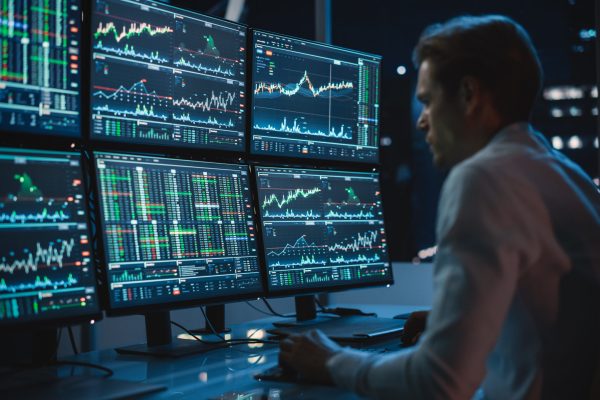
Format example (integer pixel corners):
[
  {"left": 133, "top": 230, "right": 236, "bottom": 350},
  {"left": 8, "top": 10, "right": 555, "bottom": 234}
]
[
  {"left": 251, "top": 31, "right": 381, "bottom": 163},
  {"left": 0, "top": 148, "right": 98, "bottom": 324},
  {"left": 0, "top": 0, "right": 81, "bottom": 137},
  {"left": 95, "top": 153, "right": 261, "bottom": 309},
  {"left": 90, "top": 0, "right": 247, "bottom": 151},
  {"left": 255, "top": 166, "right": 391, "bottom": 292}
]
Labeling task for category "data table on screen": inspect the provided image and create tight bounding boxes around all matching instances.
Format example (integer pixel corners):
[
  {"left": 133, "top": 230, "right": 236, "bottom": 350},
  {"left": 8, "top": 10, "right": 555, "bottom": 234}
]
[
  {"left": 0, "top": 0, "right": 81, "bottom": 137},
  {"left": 95, "top": 153, "right": 261, "bottom": 310}
]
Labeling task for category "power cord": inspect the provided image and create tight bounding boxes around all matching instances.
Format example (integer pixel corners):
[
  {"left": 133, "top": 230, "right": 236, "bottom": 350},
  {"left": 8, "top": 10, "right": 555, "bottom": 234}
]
[
  {"left": 260, "top": 298, "right": 292, "bottom": 318},
  {"left": 198, "top": 305, "right": 226, "bottom": 341},
  {"left": 67, "top": 326, "right": 79, "bottom": 355},
  {"left": 52, "top": 361, "right": 113, "bottom": 378},
  {"left": 245, "top": 301, "right": 275, "bottom": 317},
  {"left": 314, "top": 297, "right": 327, "bottom": 312},
  {"left": 170, "top": 320, "right": 278, "bottom": 347}
]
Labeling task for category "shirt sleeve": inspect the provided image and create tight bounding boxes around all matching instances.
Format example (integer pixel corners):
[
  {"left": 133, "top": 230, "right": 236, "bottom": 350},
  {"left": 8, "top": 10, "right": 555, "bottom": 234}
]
[{"left": 326, "top": 164, "right": 540, "bottom": 399}]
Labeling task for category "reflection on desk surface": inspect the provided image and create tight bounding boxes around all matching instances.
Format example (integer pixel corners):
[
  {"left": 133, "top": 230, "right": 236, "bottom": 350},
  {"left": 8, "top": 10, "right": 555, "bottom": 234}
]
[{"left": 11, "top": 307, "right": 423, "bottom": 399}]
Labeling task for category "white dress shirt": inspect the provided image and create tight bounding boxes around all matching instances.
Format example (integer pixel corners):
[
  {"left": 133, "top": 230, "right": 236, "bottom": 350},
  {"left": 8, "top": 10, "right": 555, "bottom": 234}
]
[{"left": 326, "top": 122, "right": 600, "bottom": 399}]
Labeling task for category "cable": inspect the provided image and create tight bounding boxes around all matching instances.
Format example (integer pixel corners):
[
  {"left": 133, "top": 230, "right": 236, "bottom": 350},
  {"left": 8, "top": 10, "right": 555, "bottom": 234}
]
[
  {"left": 170, "top": 321, "right": 278, "bottom": 347},
  {"left": 0, "top": 360, "right": 113, "bottom": 379},
  {"left": 48, "top": 328, "right": 63, "bottom": 364},
  {"left": 260, "top": 298, "right": 290, "bottom": 318},
  {"left": 170, "top": 320, "right": 223, "bottom": 344},
  {"left": 67, "top": 326, "right": 79, "bottom": 355},
  {"left": 199, "top": 306, "right": 226, "bottom": 341},
  {"left": 314, "top": 297, "right": 327, "bottom": 312},
  {"left": 245, "top": 301, "right": 279, "bottom": 317},
  {"left": 52, "top": 361, "right": 113, "bottom": 378}
]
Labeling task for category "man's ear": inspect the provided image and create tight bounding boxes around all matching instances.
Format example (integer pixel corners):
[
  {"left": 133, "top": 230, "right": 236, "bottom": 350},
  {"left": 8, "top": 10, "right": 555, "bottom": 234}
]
[{"left": 459, "top": 76, "right": 482, "bottom": 115}]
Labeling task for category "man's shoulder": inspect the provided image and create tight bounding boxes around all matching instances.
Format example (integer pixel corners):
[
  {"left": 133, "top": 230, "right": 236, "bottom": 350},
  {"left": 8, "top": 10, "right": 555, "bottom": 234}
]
[{"left": 448, "top": 125, "right": 552, "bottom": 187}]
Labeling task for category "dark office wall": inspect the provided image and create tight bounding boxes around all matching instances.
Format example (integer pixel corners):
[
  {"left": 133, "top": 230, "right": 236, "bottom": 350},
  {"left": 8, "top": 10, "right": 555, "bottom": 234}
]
[
  {"left": 176, "top": 0, "right": 596, "bottom": 261},
  {"left": 329, "top": 0, "right": 596, "bottom": 261}
]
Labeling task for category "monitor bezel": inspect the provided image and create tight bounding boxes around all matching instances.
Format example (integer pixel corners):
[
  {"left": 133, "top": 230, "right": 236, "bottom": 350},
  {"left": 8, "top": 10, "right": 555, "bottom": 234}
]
[
  {"left": 0, "top": 0, "right": 83, "bottom": 142},
  {"left": 0, "top": 146, "right": 103, "bottom": 329},
  {"left": 247, "top": 28, "right": 383, "bottom": 167},
  {"left": 248, "top": 161, "right": 394, "bottom": 299},
  {"left": 87, "top": 0, "right": 250, "bottom": 156},
  {"left": 90, "top": 150, "right": 266, "bottom": 317}
]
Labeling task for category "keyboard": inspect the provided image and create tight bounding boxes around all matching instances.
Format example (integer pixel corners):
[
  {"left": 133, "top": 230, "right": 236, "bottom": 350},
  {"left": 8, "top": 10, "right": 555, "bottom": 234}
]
[
  {"left": 255, "top": 346, "right": 393, "bottom": 383},
  {"left": 267, "top": 315, "right": 405, "bottom": 341}
]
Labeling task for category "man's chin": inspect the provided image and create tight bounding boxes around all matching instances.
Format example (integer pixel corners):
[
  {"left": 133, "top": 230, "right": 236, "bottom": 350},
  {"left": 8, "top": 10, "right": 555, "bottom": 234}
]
[{"left": 432, "top": 154, "right": 446, "bottom": 167}]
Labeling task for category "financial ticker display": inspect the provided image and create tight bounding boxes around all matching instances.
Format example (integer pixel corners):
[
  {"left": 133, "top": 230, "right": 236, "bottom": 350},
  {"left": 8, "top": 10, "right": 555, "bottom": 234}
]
[
  {"left": 0, "top": 148, "right": 98, "bottom": 325},
  {"left": 251, "top": 31, "right": 381, "bottom": 163},
  {"left": 0, "top": 0, "right": 81, "bottom": 137},
  {"left": 255, "top": 167, "right": 391, "bottom": 292},
  {"left": 95, "top": 153, "right": 261, "bottom": 309},
  {"left": 90, "top": 0, "right": 247, "bottom": 151}
]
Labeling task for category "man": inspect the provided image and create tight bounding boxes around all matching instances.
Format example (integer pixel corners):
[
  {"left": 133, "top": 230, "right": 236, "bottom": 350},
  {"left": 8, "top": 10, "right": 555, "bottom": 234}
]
[{"left": 279, "top": 15, "right": 600, "bottom": 399}]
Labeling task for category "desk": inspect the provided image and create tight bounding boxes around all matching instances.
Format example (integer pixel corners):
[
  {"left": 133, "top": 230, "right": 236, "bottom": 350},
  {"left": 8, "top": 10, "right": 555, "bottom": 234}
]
[{"left": 12, "top": 305, "right": 426, "bottom": 399}]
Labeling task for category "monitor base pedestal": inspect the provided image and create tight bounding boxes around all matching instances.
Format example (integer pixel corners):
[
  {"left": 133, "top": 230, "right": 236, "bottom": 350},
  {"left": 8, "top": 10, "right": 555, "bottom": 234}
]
[
  {"left": 189, "top": 304, "right": 231, "bottom": 335},
  {"left": 115, "top": 311, "right": 227, "bottom": 358},
  {"left": 272, "top": 295, "right": 338, "bottom": 327},
  {"left": 115, "top": 339, "right": 227, "bottom": 358}
]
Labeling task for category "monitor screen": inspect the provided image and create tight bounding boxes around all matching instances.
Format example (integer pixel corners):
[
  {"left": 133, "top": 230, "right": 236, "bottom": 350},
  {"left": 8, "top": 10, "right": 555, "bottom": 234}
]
[
  {"left": 251, "top": 31, "right": 381, "bottom": 164},
  {"left": 94, "top": 152, "right": 261, "bottom": 311},
  {"left": 0, "top": 0, "right": 81, "bottom": 137},
  {"left": 90, "top": 0, "right": 247, "bottom": 151},
  {"left": 0, "top": 148, "right": 99, "bottom": 325},
  {"left": 255, "top": 166, "right": 391, "bottom": 293}
]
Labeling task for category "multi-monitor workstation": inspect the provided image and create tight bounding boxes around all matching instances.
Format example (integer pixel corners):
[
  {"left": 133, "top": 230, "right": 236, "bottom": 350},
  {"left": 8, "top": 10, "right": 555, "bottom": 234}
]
[{"left": 0, "top": 0, "right": 391, "bottom": 357}]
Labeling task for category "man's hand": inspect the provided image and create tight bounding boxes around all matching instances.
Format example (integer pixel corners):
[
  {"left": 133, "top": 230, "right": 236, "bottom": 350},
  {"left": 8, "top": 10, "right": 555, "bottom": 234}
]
[
  {"left": 278, "top": 329, "right": 341, "bottom": 385},
  {"left": 400, "top": 310, "right": 429, "bottom": 346}
]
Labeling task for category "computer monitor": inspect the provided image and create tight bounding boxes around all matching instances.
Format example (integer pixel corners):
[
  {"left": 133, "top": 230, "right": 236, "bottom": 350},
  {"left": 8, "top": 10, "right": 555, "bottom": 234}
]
[
  {"left": 0, "top": 0, "right": 81, "bottom": 138},
  {"left": 94, "top": 152, "right": 262, "bottom": 356},
  {"left": 251, "top": 31, "right": 381, "bottom": 164},
  {"left": 254, "top": 166, "right": 392, "bottom": 321},
  {"left": 0, "top": 148, "right": 100, "bottom": 327},
  {"left": 90, "top": 0, "right": 247, "bottom": 152}
]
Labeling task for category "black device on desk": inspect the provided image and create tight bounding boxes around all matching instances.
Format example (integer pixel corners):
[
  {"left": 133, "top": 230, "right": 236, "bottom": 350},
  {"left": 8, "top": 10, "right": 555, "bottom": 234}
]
[
  {"left": 0, "top": 146, "right": 164, "bottom": 398},
  {"left": 93, "top": 152, "right": 264, "bottom": 357}
]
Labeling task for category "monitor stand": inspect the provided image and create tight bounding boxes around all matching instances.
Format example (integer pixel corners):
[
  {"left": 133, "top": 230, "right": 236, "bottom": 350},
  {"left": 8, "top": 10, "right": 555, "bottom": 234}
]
[
  {"left": 272, "top": 295, "right": 337, "bottom": 327},
  {"left": 115, "top": 310, "right": 228, "bottom": 358},
  {"left": 0, "top": 328, "right": 166, "bottom": 398},
  {"left": 0, "top": 327, "right": 58, "bottom": 366},
  {"left": 189, "top": 304, "right": 231, "bottom": 335}
]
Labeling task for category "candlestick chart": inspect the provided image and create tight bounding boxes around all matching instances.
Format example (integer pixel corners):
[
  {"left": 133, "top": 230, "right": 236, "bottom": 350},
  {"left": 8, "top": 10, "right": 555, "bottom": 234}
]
[{"left": 255, "top": 167, "right": 390, "bottom": 291}]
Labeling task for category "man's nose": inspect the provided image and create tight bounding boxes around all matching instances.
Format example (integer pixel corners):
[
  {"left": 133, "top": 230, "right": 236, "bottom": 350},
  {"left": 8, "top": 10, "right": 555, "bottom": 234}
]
[{"left": 416, "top": 112, "right": 428, "bottom": 132}]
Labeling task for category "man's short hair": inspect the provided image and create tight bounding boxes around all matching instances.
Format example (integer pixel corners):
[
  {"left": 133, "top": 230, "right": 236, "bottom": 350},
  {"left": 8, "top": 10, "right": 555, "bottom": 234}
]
[{"left": 413, "top": 15, "right": 543, "bottom": 122}]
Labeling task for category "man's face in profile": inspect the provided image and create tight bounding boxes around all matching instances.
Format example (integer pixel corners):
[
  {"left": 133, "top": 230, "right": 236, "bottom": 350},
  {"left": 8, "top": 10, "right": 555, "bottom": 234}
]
[{"left": 415, "top": 60, "right": 467, "bottom": 168}]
